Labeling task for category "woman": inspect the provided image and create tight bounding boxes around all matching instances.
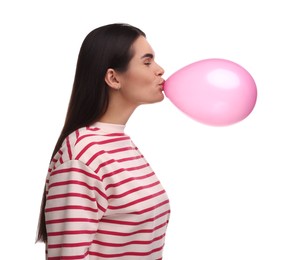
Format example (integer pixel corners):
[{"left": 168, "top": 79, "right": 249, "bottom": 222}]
[{"left": 36, "top": 23, "right": 170, "bottom": 259}]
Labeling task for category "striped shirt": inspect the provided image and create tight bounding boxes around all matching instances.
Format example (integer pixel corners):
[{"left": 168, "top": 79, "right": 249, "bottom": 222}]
[{"left": 45, "top": 122, "right": 170, "bottom": 259}]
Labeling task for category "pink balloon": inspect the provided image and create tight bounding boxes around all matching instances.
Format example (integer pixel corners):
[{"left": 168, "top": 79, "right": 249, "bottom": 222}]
[{"left": 163, "top": 58, "right": 257, "bottom": 126}]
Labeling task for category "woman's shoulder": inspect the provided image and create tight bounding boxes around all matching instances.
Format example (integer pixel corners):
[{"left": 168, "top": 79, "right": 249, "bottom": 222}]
[{"left": 72, "top": 126, "right": 131, "bottom": 159}]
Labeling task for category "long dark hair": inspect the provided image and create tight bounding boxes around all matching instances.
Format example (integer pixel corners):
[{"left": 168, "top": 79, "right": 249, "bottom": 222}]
[{"left": 36, "top": 23, "right": 146, "bottom": 243}]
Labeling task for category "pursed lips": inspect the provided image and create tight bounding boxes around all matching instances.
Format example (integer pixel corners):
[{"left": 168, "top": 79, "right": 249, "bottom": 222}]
[{"left": 159, "top": 79, "right": 165, "bottom": 91}]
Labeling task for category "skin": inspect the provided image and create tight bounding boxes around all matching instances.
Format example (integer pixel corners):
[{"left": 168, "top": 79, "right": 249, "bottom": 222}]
[{"left": 101, "top": 36, "right": 165, "bottom": 125}]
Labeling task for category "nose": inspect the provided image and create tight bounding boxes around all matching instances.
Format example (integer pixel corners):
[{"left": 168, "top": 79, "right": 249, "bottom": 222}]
[{"left": 156, "top": 62, "right": 165, "bottom": 76}]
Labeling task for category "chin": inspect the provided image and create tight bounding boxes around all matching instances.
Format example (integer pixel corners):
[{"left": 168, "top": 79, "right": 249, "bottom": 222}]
[
  {"left": 151, "top": 93, "right": 165, "bottom": 103},
  {"left": 158, "top": 94, "right": 165, "bottom": 102},
  {"left": 141, "top": 92, "right": 165, "bottom": 105}
]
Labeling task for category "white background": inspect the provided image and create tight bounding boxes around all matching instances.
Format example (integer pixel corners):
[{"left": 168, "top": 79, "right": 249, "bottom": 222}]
[{"left": 1, "top": 0, "right": 289, "bottom": 259}]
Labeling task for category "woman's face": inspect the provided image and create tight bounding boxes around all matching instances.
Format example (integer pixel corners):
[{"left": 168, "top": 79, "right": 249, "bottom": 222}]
[{"left": 118, "top": 36, "right": 165, "bottom": 106}]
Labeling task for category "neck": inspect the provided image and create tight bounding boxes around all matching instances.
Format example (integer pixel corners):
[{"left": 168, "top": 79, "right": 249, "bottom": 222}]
[
  {"left": 98, "top": 108, "right": 135, "bottom": 125},
  {"left": 98, "top": 91, "right": 137, "bottom": 125}
]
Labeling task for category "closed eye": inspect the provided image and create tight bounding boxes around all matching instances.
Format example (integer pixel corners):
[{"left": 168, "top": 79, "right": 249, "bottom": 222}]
[
  {"left": 144, "top": 60, "right": 152, "bottom": 66},
  {"left": 141, "top": 53, "right": 154, "bottom": 66}
]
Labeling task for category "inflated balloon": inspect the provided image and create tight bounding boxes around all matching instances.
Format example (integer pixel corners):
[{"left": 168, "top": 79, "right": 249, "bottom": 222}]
[{"left": 163, "top": 58, "right": 257, "bottom": 126}]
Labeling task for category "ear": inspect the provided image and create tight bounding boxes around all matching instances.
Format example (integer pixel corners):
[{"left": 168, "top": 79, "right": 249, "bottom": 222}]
[{"left": 104, "top": 68, "right": 121, "bottom": 90}]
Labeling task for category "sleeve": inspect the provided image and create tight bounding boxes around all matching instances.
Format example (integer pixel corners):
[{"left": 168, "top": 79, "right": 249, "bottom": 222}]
[{"left": 45, "top": 159, "right": 108, "bottom": 259}]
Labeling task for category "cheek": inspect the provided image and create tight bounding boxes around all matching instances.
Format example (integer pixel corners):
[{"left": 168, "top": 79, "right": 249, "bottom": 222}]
[{"left": 124, "top": 70, "right": 152, "bottom": 90}]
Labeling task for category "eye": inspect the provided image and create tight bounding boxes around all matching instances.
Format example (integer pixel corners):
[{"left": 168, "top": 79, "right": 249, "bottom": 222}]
[{"left": 144, "top": 59, "right": 152, "bottom": 66}]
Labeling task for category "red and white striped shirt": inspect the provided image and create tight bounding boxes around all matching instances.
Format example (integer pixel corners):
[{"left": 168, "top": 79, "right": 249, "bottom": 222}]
[{"left": 45, "top": 122, "right": 170, "bottom": 259}]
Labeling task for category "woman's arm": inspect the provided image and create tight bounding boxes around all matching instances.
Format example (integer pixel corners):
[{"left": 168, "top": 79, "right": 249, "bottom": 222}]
[{"left": 45, "top": 159, "right": 108, "bottom": 259}]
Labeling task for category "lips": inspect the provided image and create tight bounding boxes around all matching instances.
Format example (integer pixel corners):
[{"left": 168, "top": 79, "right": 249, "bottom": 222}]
[{"left": 159, "top": 80, "right": 165, "bottom": 91}]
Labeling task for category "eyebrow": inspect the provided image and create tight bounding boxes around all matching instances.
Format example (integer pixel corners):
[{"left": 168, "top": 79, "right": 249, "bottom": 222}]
[{"left": 140, "top": 53, "right": 154, "bottom": 59}]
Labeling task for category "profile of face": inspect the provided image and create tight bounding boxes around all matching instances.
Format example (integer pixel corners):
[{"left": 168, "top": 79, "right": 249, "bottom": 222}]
[{"left": 106, "top": 36, "right": 165, "bottom": 108}]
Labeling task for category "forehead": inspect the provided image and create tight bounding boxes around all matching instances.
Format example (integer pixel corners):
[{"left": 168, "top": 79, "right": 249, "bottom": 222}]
[{"left": 131, "top": 36, "right": 155, "bottom": 58}]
